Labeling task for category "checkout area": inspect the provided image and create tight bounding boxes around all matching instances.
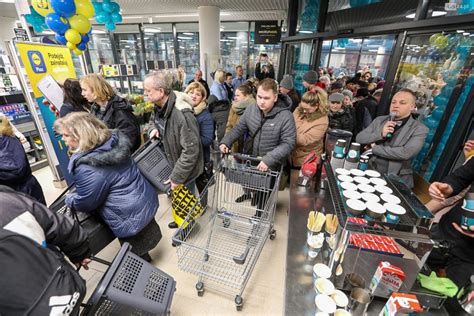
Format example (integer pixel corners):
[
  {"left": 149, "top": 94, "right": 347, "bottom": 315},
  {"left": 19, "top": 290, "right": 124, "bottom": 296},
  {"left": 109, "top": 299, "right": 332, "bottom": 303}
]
[{"left": 283, "top": 133, "right": 472, "bottom": 315}]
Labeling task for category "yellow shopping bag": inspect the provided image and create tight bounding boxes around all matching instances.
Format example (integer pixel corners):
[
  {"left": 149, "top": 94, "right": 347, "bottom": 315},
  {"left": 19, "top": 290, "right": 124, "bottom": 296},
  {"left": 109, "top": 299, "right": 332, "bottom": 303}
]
[{"left": 172, "top": 185, "right": 204, "bottom": 228}]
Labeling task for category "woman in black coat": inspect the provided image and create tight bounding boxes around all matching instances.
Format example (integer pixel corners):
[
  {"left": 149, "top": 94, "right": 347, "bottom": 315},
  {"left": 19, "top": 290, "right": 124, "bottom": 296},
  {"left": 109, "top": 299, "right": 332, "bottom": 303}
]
[
  {"left": 60, "top": 78, "right": 90, "bottom": 117},
  {"left": 0, "top": 115, "right": 45, "bottom": 204},
  {"left": 80, "top": 74, "right": 141, "bottom": 152}
]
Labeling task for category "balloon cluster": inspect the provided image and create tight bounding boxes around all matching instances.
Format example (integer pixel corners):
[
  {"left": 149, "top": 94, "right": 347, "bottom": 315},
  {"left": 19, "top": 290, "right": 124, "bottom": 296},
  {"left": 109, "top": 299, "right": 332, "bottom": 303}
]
[
  {"left": 31, "top": 0, "right": 95, "bottom": 55},
  {"left": 299, "top": 0, "right": 319, "bottom": 33},
  {"left": 25, "top": 6, "right": 48, "bottom": 33},
  {"left": 92, "top": 0, "right": 123, "bottom": 32}
]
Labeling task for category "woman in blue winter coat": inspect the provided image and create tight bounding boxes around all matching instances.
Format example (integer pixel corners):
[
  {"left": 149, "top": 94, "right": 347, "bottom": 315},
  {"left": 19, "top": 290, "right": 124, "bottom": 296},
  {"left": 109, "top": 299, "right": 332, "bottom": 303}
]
[
  {"left": 210, "top": 69, "right": 229, "bottom": 101},
  {"left": 0, "top": 115, "right": 46, "bottom": 204},
  {"left": 54, "top": 112, "right": 160, "bottom": 262},
  {"left": 185, "top": 81, "right": 215, "bottom": 193}
]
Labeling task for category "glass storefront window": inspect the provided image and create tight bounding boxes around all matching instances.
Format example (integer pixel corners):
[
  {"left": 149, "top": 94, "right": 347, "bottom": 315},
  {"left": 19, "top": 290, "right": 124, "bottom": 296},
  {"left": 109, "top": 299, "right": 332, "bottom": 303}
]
[
  {"left": 392, "top": 30, "right": 474, "bottom": 181},
  {"left": 297, "top": 0, "right": 320, "bottom": 35},
  {"left": 318, "top": 35, "right": 395, "bottom": 78},
  {"left": 176, "top": 23, "right": 200, "bottom": 82},
  {"left": 88, "top": 31, "right": 114, "bottom": 73},
  {"left": 144, "top": 24, "right": 175, "bottom": 69},
  {"left": 221, "top": 22, "right": 249, "bottom": 75},
  {"left": 285, "top": 41, "right": 313, "bottom": 95}
]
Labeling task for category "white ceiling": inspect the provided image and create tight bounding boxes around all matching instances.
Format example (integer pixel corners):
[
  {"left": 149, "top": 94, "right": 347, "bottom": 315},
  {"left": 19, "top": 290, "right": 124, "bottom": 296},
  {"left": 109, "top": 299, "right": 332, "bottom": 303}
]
[
  {"left": 0, "top": 3, "right": 18, "bottom": 19},
  {"left": 117, "top": 0, "right": 288, "bottom": 22}
]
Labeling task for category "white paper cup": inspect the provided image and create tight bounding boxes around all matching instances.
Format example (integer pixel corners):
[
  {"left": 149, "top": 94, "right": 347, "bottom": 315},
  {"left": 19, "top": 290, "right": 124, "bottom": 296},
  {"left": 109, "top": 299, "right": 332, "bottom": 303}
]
[
  {"left": 350, "top": 169, "right": 365, "bottom": 177},
  {"left": 370, "top": 177, "right": 387, "bottom": 186},
  {"left": 314, "top": 278, "right": 335, "bottom": 295},
  {"left": 340, "top": 181, "right": 358, "bottom": 191},
  {"left": 338, "top": 175, "right": 353, "bottom": 183},
  {"left": 360, "top": 192, "right": 380, "bottom": 203},
  {"left": 346, "top": 198, "right": 366, "bottom": 217},
  {"left": 335, "top": 168, "right": 351, "bottom": 176},
  {"left": 380, "top": 193, "right": 401, "bottom": 204},
  {"left": 313, "top": 263, "right": 331, "bottom": 279},
  {"left": 374, "top": 185, "right": 393, "bottom": 195},
  {"left": 365, "top": 201, "right": 386, "bottom": 220},
  {"left": 334, "top": 309, "right": 351, "bottom": 316},
  {"left": 364, "top": 170, "right": 381, "bottom": 178},
  {"left": 315, "top": 294, "right": 337, "bottom": 314},
  {"left": 343, "top": 190, "right": 362, "bottom": 200},
  {"left": 358, "top": 184, "right": 375, "bottom": 193},
  {"left": 353, "top": 176, "right": 371, "bottom": 185},
  {"left": 332, "top": 289, "right": 349, "bottom": 308},
  {"left": 384, "top": 203, "right": 406, "bottom": 223}
]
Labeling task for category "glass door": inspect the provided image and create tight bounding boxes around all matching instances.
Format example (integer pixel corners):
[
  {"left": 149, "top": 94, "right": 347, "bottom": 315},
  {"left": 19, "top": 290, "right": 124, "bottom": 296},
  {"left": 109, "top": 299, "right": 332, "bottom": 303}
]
[
  {"left": 391, "top": 30, "right": 474, "bottom": 181},
  {"left": 284, "top": 41, "right": 314, "bottom": 95}
]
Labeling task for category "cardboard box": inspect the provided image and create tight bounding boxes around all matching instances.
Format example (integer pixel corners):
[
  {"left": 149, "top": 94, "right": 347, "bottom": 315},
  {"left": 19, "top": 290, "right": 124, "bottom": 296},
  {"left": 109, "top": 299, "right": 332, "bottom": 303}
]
[
  {"left": 371, "top": 261, "right": 406, "bottom": 297},
  {"left": 379, "top": 293, "right": 423, "bottom": 316}
]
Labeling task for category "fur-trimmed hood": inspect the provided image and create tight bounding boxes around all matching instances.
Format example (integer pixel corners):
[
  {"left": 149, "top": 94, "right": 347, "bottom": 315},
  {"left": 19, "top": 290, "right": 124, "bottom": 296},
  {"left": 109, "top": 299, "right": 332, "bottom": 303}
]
[
  {"left": 164, "top": 91, "right": 194, "bottom": 118},
  {"left": 68, "top": 132, "right": 131, "bottom": 173}
]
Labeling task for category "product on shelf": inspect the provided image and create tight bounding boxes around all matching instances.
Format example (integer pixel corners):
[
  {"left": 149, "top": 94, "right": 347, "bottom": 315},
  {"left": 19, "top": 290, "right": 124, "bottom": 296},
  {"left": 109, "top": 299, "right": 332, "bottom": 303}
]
[{"left": 370, "top": 261, "right": 406, "bottom": 297}]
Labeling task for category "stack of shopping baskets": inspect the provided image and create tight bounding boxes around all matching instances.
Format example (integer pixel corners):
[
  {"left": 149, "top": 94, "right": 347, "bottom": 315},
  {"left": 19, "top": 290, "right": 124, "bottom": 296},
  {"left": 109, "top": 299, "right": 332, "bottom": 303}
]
[{"left": 172, "top": 154, "right": 280, "bottom": 311}]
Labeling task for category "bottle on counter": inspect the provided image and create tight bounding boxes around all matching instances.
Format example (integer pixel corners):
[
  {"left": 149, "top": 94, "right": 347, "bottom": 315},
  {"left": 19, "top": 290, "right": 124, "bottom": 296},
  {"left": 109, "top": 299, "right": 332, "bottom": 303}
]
[
  {"left": 344, "top": 143, "right": 361, "bottom": 170},
  {"left": 358, "top": 155, "right": 369, "bottom": 171}
]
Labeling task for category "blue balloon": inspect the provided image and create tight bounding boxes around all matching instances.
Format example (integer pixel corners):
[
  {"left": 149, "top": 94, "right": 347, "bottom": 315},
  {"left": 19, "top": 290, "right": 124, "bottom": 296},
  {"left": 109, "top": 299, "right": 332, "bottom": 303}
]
[
  {"left": 434, "top": 94, "right": 448, "bottom": 107},
  {"left": 25, "top": 14, "right": 36, "bottom": 24},
  {"left": 55, "top": 34, "right": 68, "bottom": 45},
  {"left": 92, "top": 1, "right": 103, "bottom": 12},
  {"left": 77, "top": 42, "right": 87, "bottom": 50},
  {"left": 102, "top": 2, "right": 115, "bottom": 13},
  {"left": 431, "top": 107, "right": 444, "bottom": 121},
  {"left": 81, "top": 34, "right": 89, "bottom": 43},
  {"left": 111, "top": 12, "right": 122, "bottom": 23},
  {"left": 45, "top": 13, "right": 70, "bottom": 35},
  {"left": 96, "top": 11, "right": 111, "bottom": 23},
  {"left": 51, "top": 0, "right": 76, "bottom": 18},
  {"left": 105, "top": 22, "right": 116, "bottom": 31},
  {"left": 109, "top": 2, "right": 120, "bottom": 12}
]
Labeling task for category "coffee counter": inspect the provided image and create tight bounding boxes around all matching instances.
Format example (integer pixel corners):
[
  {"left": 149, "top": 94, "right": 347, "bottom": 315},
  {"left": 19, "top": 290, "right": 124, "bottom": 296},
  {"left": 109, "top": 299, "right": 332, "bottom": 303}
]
[{"left": 284, "top": 170, "right": 448, "bottom": 315}]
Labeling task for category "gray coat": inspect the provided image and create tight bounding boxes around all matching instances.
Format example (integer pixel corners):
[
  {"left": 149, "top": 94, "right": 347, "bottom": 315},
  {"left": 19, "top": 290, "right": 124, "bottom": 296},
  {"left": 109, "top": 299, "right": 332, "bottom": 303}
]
[
  {"left": 221, "top": 94, "right": 296, "bottom": 169},
  {"left": 152, "top": 91, "right": 203, "bottom": 184},
  {"left": 356, "top": 115, "right": 428, "bottom": 188}
]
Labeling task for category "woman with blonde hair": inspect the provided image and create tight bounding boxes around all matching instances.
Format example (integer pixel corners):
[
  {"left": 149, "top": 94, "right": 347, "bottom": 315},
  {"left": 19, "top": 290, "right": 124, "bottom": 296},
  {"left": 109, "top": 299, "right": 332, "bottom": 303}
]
[
  {"left": 185, "top": 82, "right": 214, "bottom": 193},
  {"left": 80, "top": 74, "right": 140, "bottom": 152},
  {"left": 210, "top": 69, "right": 228, "bottom": 101},
  {"left": 54, "top": 112, "right": 160, "bottom": 262},
  {"left": 290, "top": 88, "right": 329, "bottom": 167},
  {"left": 0, "top": 114, "right": 45, "bottom": 204}
]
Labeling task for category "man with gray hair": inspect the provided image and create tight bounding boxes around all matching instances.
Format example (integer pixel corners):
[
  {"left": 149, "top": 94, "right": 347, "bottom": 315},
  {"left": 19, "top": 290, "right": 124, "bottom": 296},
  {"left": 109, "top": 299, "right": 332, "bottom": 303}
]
[{"left": 144, "top": 70, "right": 203, "bottom": 229}]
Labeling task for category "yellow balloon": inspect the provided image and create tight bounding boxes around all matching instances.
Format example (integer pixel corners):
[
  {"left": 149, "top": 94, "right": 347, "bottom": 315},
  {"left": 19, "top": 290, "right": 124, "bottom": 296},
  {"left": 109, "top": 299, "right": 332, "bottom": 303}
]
[
  {"left": 73, "top": 48, "right": 83, "bottom": 55},
  {"left": 32, "top": 0, "right": 54, "bottom": 17},
  {"left": 75, "top": 0, "right": 95, "bottom": 19},
  {"left": 69, "top": 14, "right": 91, "bottom": 34},
  {"left": 65, "top": 29, "right": 81, "bottom": 45},
  {"left": 66, "top": 42, "right": 76, "bottom": 50}
]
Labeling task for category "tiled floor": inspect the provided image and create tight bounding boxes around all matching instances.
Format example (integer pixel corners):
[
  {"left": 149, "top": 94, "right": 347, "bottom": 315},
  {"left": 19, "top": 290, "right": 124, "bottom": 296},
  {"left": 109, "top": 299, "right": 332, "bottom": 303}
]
[{"left": 34, "top": 167, "right": 290, "bottom": 315}]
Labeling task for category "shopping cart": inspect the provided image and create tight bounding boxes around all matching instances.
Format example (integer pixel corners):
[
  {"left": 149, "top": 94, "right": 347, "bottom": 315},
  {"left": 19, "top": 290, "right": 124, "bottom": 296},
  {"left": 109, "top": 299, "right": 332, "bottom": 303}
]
[
  {"left": 172, "top": 153, "right": 280, "bottom": 311},
  {"left": 81, "top": 242, "right": 176, "bottom": 315}
]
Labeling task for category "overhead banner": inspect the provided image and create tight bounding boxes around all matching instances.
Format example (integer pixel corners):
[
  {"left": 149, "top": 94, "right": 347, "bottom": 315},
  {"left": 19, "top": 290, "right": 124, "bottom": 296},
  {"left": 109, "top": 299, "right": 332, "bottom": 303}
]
[
  {"left": 16, "top": 42, "right": 76, "bottom": 184},
  {"left": 254, "top": 21, "right": 281, "bottom": 45}
]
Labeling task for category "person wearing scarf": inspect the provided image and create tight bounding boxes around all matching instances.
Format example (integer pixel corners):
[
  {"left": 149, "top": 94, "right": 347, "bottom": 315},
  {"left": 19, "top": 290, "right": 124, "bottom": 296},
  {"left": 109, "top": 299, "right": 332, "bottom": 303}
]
[{"left": 290, "top": 88, "right": 329, "bottom": 168}]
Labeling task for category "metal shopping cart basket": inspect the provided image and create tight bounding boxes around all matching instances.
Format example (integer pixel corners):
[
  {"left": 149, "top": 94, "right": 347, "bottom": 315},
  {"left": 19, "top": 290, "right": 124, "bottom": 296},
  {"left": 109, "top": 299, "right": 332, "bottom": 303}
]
[
  {"left": 172, "top": 153, "right": 280, "bottom": 311},
  {"left": 81, "top": 242, "right": 176, "bottom": 315}
]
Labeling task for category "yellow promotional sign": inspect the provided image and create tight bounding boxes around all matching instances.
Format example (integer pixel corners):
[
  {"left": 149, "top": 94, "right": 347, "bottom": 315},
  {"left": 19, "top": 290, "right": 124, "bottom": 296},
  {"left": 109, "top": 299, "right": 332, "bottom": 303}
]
[{"left": 16, "top": 42, "right": 76, "bottom": 97}]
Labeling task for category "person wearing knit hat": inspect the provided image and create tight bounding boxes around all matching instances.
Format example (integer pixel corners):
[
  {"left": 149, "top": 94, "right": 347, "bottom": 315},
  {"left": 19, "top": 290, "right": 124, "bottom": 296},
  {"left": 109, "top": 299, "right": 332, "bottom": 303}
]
[
  {"left": 303, "top": 70, "right": 319, "bottom": 85},
  {"left": 341, "top": 89, "right": 353, "bottom": 107},
  {"left": 330, "top": 80, "right": 343, "bottom": 94},
  {"left": 328, "top": 92, "right": 353, "bottom": 133},
  {"left": 279, "top": 75, "right": 301, "bottom": 112}
]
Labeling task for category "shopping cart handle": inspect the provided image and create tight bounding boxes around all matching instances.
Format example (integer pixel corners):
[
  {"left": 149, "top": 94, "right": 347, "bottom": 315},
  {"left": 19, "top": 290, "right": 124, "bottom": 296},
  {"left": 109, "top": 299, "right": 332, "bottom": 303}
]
[
  {"left": 233, "top": 248, "right": 249, "bottom": 265},
  {"left": 231, "top": 153, "right": 263, "bottom": 163}
]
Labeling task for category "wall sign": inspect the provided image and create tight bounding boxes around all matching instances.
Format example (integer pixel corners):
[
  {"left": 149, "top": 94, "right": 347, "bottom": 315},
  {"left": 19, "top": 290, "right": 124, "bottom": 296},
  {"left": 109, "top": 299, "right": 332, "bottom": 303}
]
[{"left": 254, "top": 21, "right": 281, "bottom": 45}]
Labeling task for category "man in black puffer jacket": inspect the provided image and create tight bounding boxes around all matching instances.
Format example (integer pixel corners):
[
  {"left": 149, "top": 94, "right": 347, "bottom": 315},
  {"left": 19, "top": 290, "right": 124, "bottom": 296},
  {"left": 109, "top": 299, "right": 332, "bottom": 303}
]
[
  {"left": 0, "top": 186, "right": 91, "bottom": 315},
  {"left": 220, "top": 79, "right": 296, "bottom": 213},
  {"left": 328, "top": 93, "right": 353, "bottom": 133}
]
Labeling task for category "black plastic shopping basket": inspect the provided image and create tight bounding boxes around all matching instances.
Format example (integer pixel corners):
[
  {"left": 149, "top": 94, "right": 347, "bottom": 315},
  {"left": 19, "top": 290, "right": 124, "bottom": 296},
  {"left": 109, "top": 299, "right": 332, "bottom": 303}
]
[
  {"left": 133, "top": 140, "right": 173, "bottom": 193},
  {"left": 82, "top": 243, "right": 176, "bottom": 315}
]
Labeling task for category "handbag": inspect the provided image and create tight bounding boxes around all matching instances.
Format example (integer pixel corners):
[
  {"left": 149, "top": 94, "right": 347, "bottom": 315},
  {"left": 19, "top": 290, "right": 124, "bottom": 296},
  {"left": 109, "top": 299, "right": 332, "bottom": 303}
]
[
  {"left": 301, "top": 151, "right": 319, "bottom": 178},
  {"left": 49, "top": 185, "right": 116, "bottom": 255},
  {"left": 196, "top": 161, "right": 214, "bottom": 193}
]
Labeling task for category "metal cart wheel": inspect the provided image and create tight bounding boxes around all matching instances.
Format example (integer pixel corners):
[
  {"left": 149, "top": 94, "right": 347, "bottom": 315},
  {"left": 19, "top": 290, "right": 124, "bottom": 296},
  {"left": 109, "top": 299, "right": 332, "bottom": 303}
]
[
  {"left": 235, "top": 295, "right": 243, "bottom": 311},
  {"left": 196, "top": 282, "right": 204, "bottom": 297},
  {"left": 270, "top": 229, "right": 276, "bottom": 240}
]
